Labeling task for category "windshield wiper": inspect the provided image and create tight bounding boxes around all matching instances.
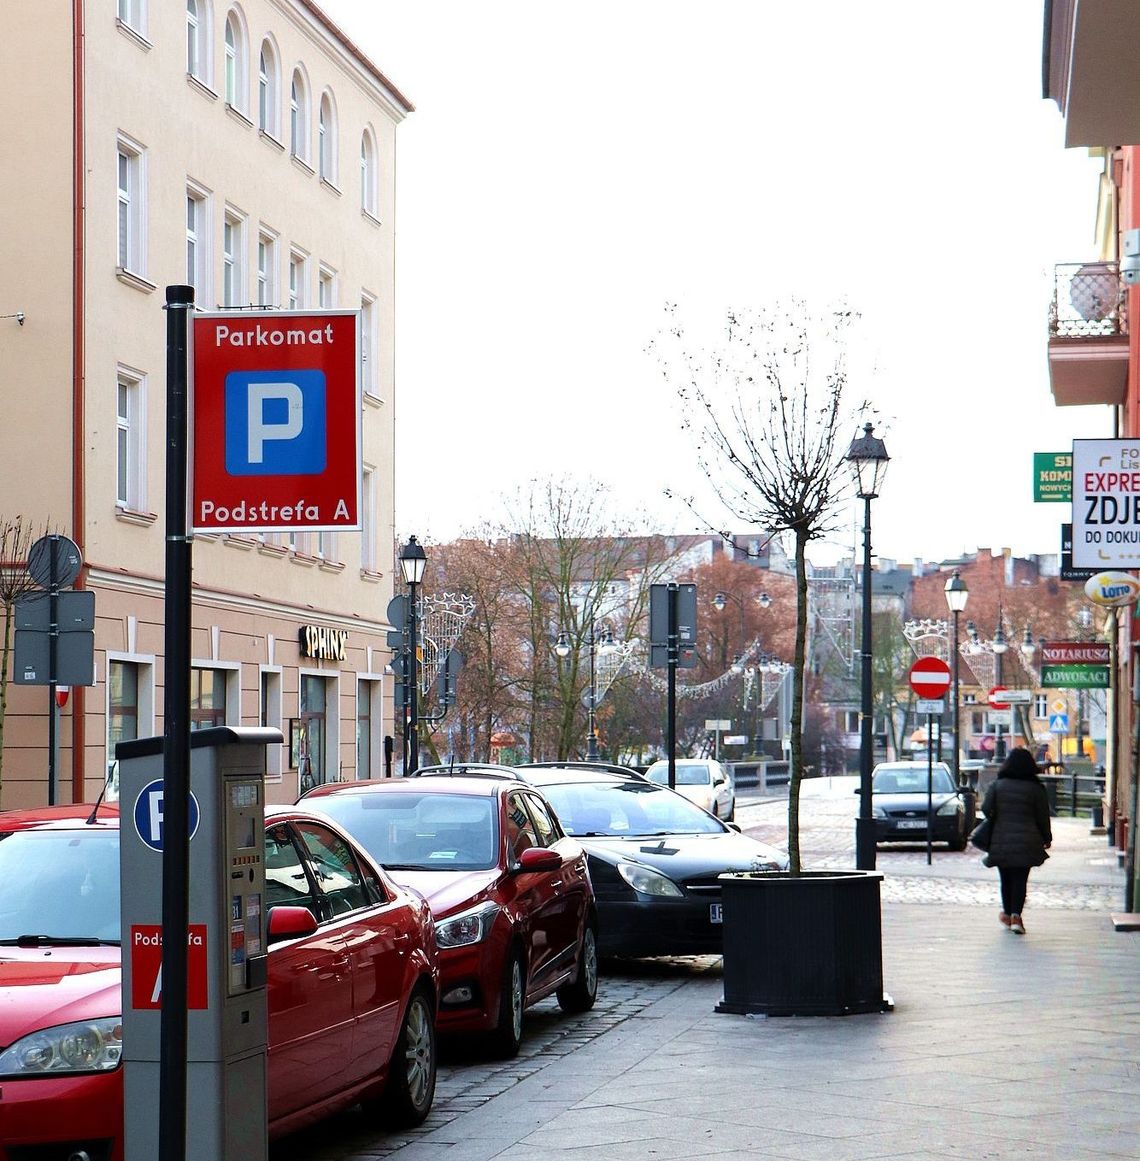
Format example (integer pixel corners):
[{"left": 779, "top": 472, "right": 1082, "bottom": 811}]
[{"left": 1, "top": 934, "right": 120, "bottom": 947}]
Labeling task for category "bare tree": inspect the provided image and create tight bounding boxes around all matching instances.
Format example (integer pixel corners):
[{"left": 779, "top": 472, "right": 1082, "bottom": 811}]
[
  {"left": 654, "top": 302, "right": 872, "bottom": 872},
  {"left": 0, "top": 516, "right": 45, "bottom": 790}
]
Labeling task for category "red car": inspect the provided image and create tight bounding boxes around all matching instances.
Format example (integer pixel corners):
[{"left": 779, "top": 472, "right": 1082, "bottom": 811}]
[
  {"left": 0, "top": 803, "right": 439, "bottom": 1161},
  {"left": 303, "top": 774, "right": 597, "bottom": 1057}
]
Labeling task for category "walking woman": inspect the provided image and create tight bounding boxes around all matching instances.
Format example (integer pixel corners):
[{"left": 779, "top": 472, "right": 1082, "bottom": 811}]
[{"left": 980, "top": 747, "right": 1052, "bottom": 934}]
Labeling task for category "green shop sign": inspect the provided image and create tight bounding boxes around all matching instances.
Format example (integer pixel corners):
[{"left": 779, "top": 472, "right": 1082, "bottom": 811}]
[
  {"left": 1040, "top": 664, "right": 1109, "bottom": 689},
  {"left": 1034, "top": 452, "right": 1072, "bottom": 503}
]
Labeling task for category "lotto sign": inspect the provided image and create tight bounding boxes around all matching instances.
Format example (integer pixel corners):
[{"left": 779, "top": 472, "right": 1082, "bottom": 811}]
[
  {"left": 130, "top": 924, "right": 208, "bottom": 1010},
  {"left": 191, "top": 311, "right": 362, "bottom": 533}
]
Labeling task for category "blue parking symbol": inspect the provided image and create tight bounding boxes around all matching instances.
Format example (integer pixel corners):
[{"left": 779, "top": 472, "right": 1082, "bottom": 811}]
[
  {"left": 133, "top": 779, "right": 201, "bottom": 852},
  {"left": 224, "top": 370, "right": 327, "bottom": 476}
]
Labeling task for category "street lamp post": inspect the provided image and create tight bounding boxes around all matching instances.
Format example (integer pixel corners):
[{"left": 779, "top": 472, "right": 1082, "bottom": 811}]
[
  {"left": 944, "top": 570, "right": 969, "bottom": 788},
  {"left": 846, "top": 423, "right": 890, "bottom": 872},
  {"left": 556, "top": 620, "right": 615, "bottom": 760},
  {"left": 992, "top": 615, "right": 1007, "bottom": 762},
  {"left": 399, "top": 535, "right": 427, "bottom": 774}
]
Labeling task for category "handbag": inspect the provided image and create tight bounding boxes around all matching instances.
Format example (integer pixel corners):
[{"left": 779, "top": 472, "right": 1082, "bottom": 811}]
[{"left": 969, "top": 815, "right": 993, "bottom": 852}]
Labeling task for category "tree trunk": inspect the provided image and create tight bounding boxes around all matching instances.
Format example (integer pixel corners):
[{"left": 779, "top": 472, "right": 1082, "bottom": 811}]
[{"left": 787, "top": 526, "right": 810, "bottom": 874}]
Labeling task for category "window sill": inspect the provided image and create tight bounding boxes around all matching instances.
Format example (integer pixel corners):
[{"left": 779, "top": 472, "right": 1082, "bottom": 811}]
[
  {"left": 116, "top": 268, "right": 157, "bottom": 293},
  {"left": 115, "top": 19, "right": 152, "bottom": 51},
  {"left": 257, "top": 541, "right": 288, "bottom": 557},
  {"left": 186, "top": 73, "right": 218, "bottom": 102},
  {"left": 115, "top": 506, "right": 157, "bottom": 527},
  {"left": 320, "top": 177, "right": 342, "bottom": 197},
  {"left": 360, "top": 569, "right": 383, "bottom": 583},
  {"left": 223, "top": 535, "right": 257, "bottom": 550},
  {"left": 225, "top": 103, "right": 253, "bottom": 129},
  {"left": 361, "top": 207, "right": 382, "bottom": 228},
  {"left": 318, "top": 559, "right": 345, "bottom": 574},
  {"left": 290, "top": 552, "right": 317, "bottom": 568},
  {"left": 291, "top": 154, "right": 315, "bottom": 177},
  {"left": 259, "top": 129, "right": 285, "bottom": 152}
]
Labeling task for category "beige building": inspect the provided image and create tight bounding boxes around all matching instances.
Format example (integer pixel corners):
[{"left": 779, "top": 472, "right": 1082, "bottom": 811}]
[{"left": 0, "top": 0, "right": 412, "bottom": 807}]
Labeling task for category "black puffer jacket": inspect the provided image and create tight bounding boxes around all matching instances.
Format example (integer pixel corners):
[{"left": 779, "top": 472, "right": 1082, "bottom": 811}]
[{"left": 981, "top": 775, "right": 1052, "bottom": 868}]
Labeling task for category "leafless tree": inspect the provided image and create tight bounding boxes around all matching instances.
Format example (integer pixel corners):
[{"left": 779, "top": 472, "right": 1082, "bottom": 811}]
[{"left": 653, "top": 302, "right": 873, "bottom": 872}]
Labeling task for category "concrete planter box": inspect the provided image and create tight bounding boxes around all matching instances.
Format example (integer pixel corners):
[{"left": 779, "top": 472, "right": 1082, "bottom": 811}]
[{"left": 716, "top": 871, "right": 891, "bottom": 1017}]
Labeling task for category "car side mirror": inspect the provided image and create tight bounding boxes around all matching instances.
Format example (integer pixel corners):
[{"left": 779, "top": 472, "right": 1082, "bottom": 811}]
[
  {"left": 725, "top": 821, "right": 742, "bottom": 833},
  {"left": 267, "top": 905, "right": 319, "bottom": 944},
  {"left": 514, "top": 846, "right": 562, "bottom": 873}
]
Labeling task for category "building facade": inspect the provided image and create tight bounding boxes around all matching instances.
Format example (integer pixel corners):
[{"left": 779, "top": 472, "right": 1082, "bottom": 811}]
[{"left": 0, "top": 0, "right": 412, "bottom": 807}]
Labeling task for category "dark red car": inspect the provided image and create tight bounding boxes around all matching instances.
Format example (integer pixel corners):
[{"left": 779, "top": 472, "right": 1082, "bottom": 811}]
[
  {"left": 0, "top": 803, "right": 439, "bottom": 1161},
  {"left": 303, "top": 774, "right": 597, "bottom": 1057}
]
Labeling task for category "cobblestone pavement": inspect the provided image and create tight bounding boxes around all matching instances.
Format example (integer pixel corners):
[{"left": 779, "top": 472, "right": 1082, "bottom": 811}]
[{"left": 269, "top": 778, "right": 1128, "bottom": 1160}]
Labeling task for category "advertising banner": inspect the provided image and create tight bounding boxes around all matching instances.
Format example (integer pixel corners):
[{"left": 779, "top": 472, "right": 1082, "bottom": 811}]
[
  {"left": 1039, "top": 640, "right": 1109, "bottom": 689},
  {"left": 191, "top": 311, "right": 362, "bottom": 533},
  {"left": 1070, "top": 439, "right": 1140, "bottom": 568},
  {"left": 1033, "top": 452, "right": 1071, "bottom": 502}
]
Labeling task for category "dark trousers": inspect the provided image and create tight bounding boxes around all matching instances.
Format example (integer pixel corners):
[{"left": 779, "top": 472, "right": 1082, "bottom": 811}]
[{"left": 998, "top": 866, "right": 1031, "bottom": 915}]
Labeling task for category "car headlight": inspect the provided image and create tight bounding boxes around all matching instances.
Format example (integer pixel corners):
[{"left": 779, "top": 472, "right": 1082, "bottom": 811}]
[
  {"left": 617, "top": 861, "right": 683, "bottom": 898},
  {"left": 434, "top": 900, "right": 501, "bottom": 948},
  {"left": 872, "top": 804, "right": 889, "bottom": 819},
  {"left": 0, "top": 1017, "right": 123, "bottom": 1077},
  {"left": 937, "top": 799, "right": 961, "bottom": 816}
]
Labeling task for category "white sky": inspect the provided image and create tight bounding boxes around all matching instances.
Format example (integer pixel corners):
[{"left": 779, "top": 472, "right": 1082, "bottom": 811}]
[{"left": 320, "top": 0, "right": 1109, "bottom": 566}]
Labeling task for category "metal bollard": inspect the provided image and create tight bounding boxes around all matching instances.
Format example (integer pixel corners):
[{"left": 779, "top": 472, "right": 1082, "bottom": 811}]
[{"left": 1071, "top": 768, "right": 1078, "bottom": 817}]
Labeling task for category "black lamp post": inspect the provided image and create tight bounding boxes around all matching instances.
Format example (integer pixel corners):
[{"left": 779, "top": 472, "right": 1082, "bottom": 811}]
[
  {"left": 556, "top": 620, "right": 615, "bottom": 760},
  {"left": 846, "top": 422, "right": 890, "bottom": 872},
  {"left": 992, "top": 614, "right": 1007, "bottom": 762},
  {"left": 399, "top": 535, "right": 427, "bottom": 773},
  {"left": 944, "top": 570, "right": 969, "bottom": 787}
]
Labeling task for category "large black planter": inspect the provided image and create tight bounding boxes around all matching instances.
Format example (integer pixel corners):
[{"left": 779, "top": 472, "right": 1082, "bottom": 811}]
[{"left": 716, "top": 871, "right": 891, "bottom": 1017}]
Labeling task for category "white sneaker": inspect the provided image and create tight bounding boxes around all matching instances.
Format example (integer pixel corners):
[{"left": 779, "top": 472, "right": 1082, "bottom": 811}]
[{"left": 1009, "top": 915, "right": 1025, "bottom": 934}]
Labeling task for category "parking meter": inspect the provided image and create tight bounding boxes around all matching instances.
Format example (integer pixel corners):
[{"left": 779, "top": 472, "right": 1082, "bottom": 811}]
[{"left": 118, "top": 726, "right": 281, "bottom": 1160}]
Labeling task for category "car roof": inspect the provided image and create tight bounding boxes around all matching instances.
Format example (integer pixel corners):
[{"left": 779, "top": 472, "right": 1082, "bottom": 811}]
[
  {"left": 302, "top": 774, "right": 510, "bottom": 800},
  {"left": 519, "top": 761, "right": 645, "bottom": 777},
  {"left": 873, "top": 761, "right": 951, "bottom": 770},
  {"left": 0, "top": 803, "right": 120, "bottom": 830},
  {"left": 511, "top": 765, "right": 646, "bottom": 786}
]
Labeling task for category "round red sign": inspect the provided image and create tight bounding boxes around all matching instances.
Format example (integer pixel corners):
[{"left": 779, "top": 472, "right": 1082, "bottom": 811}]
[
  {"left": 988, "top": 685, "right": 1009, "bottom": 710},
  {"left": 908, "top": 656, "right": 951, "bottom": 699}
]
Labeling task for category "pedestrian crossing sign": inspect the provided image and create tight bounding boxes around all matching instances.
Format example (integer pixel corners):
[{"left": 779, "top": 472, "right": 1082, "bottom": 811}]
[{"left": 1049, "top": 712, "right": 1069, "bottom": 733}]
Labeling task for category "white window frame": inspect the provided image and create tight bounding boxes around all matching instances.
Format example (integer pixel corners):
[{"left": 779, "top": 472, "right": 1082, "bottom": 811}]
[
  {"left": 360, "top": 464, "right": 377, "bottom": 573},
  {"left": 190, "top": 659, "right": 241, "bottom": 727},
  {"left": 318, "top": 263, "right": 336, "bottom": 308},
  {"left": 260, "top": 666, "right": 284, "bottom": 781},
  {"left": 117, "top": 0, "right": 147, "bottom": 37},
  {"left": 116, "top": 366, "right": 148, "bottom": 512},
  {"left": 186, "top": 0, "right": 213, "bottom": 86},
  {"left": 224, "top": 8, "right": 249, "bottom": 114},
  {"left": 360, "top": 128, "right": 378, "bottom": 216},
  {"left": 360, "top": 291, "right": 379, "bottom": 398},
  {"left": 223, "top": 208, "right": 246, "bottom": 308},
  {"left": 288, "top": 249, "right": 309, "bottom": 309},
  {"left": 258, "top": 38, "right": 280, "bottom": 137},
  {"left": 257, "top": 227, "right": 278, "bottom": 307},
  {"left": 290, "top": 67, "right": 310, "bottom": 162},
  {"left": 356, "top": 676, "right": 383, "bottom": 780},
  {"left": 186, "top": 181, "right": 211, "bottom": 299},
  {"left": 318, "top": 91, "right": 338, "bottom": 184},
  {"left": 317, "top": 530, "right": 336, "bottom": 562},
  {"left": 116, "top": 134, "right": 147, "bottom": 276}
]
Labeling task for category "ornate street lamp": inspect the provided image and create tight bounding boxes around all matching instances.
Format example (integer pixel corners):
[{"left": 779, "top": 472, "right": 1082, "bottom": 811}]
[
  {"left": 944, "top": 570, "right": 968, "bottom": 788},
  {"left": 846, "top": 422, "right": 889, "bottom": 872},
  {"left": 992, "top": 615, "right": 1008, "bottom": 762},
  {"left": 398, "top": 535, "right": 427, "bottom": 773},
  {"left": 556, "top": 620, "right": 616, "bottom": 760}
]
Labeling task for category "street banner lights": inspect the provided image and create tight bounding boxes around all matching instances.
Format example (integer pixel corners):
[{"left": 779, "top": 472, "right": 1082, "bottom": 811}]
[
  {"left": 399, "top": 535, "right": 427, "bottom": 773},
  {"left": 944, "top": 570, "right": 969, "bottom": 787},
  {"left": 846, "top": 422, "right": 890, "bottom": 872},
  {"left": 556, "top": 621, "right": 616, "bottom": 760}
]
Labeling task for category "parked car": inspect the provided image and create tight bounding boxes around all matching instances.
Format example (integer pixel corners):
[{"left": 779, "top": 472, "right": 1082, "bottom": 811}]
[
  {"left": 509, "top": 764, "right": 787, "bottom": 957},
  {"left": 0, "top": 802, "right": 439, "bottom": 1161},
  {"left": 302, "top": 775, "right": 597, "bottom": 1058},
  {"left": 866, "top": 760, "right": 969, "bottom": 849},
  {"left": 643, "top": 758, "right": 736, "bottom": 820}
]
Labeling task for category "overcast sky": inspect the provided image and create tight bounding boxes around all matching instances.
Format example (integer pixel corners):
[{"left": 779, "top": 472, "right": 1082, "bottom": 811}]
[{"left": 320, "top": 0, "right": 1108, "bottom": 566}]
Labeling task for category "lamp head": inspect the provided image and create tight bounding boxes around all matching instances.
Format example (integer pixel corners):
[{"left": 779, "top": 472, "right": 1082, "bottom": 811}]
[
  {"left": 758, "top": 592, "right": 771, "bottom": 609},
  {"left": 845, "top": 422, "right": 890, "bottom": 499},
  {"left": 712, "top": 592, "right": 727, "bottom": 611},
  {"left": 398, "top": 535, "right": 427, "bottom": 585},
  {"left": 944, "top": 569, "right": 968, "bottom": 614},
  {"left": 554, "top": 632, "right": 571, "bottom": 660}
]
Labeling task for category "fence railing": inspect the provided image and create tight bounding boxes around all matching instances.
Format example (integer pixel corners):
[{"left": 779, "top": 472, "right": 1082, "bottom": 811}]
[{"left": 1049, "top": 262, "right": 1128, "bottom": 339}]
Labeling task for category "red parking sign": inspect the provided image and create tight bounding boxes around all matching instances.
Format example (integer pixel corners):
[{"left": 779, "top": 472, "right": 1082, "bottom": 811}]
[
  {"left": 191, "top": 311, "right": 361, "bottom": 533},
  {"left": 130, "top": 924, "right": 208, "bottom": 1010}
]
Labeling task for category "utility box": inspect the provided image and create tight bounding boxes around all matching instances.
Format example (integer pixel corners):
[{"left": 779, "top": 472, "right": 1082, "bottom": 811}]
[{"left": 118, "top": 726, "right": 281, "bottom": 1160}]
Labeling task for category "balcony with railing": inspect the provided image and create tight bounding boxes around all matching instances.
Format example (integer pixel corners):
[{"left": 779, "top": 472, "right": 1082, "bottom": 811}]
[{"left": 1047, "top": 262, "right": 1129, "bottom": 407}]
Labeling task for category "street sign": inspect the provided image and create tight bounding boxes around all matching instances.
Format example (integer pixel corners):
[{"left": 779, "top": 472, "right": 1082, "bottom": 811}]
[
  {"left": 909, "top": 656, "right": 951, "bottom": 699},
  {"left": 988, "top": 710, "right": 1012, "bottom": 726},
  {"left": 1048, "top": 712, "right": 1069, "bottom": 732},
  {"left": 15, "top": 590, "right": 95, "bottom": 631},
  {"left": 27, "top": 534, "right": 82, "bottom": 589},
  {"left": 705, "top": 720, "right": 732, "bottom": 730},
  {"left": 191, "top": 310, "right": 362, "bottom": 534},
  {"left": 988, "top": 686, "right": 1009, "bottom": 710},
  {"left": 13, "top": 629, "right": 94, "bottom": 685},
  {"left": 1051, "top": 697, "right": 1067, "bottom": 714},
  {"left": 1041, "top": 665, "right": 1110, "bottom": 689},
  {"left": 1070, "top": 438, "right": 1140, "bottom": 568},
  {"left": 915, "top": 698, "right": 945, "bottom": 715},
  {"left": 1042, "top": 641, "right": 1109, "bottom": 665},
  {"left": 649, "top": 583, "right": 697, "bottom": 669},
  {"left": 996, "top": 689, "right": 1032, "bottom": 704}
]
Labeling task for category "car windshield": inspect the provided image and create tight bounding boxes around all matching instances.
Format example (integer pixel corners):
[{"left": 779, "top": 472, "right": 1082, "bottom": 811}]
[
  {"left": 0, "top": 829, "right": 121, "bottom": 944},
  {"left": 539, "top": 780, "right": 723, "bottom": 837},
  {"left": 873, "top": 767, "right": 957, "bottom": 795},
  {"left": 311, "top": 792, "right": 498, "bottom": 871},
  {"left": 645, "top": 763, "right": 712, "bottom": 787}
]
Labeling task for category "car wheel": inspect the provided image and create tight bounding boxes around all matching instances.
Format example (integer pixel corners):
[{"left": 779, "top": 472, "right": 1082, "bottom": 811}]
[
  {"left": 364, "top": 984, "right": 436, "bottom": 1128},
  {"left": 726, "top": 801, "right": 735, "bottom": 823},
  {"left": 557, "top": 921, "right": 598, "bottom": 1014},
  {"left": 488, "top": 948, "right": 525, "bottom": 1059},
  {"left": 948, "top": 820, "right": 967, "bottom": 852}
]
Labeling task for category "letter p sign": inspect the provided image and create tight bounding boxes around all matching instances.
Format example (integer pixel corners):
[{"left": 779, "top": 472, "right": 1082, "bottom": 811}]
[{"left": 225, "top": 370, "right": 326, "bottom": 476}]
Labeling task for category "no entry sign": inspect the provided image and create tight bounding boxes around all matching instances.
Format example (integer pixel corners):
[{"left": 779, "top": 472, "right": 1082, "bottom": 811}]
[
  {"left": 191, "top": 311, "right": 361, "bottom": 533},
  {"left": 908, "top": 656, "right": 951, "bottom": 699}
]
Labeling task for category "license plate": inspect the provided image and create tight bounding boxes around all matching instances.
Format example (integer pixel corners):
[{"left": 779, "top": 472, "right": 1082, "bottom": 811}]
[
  {"left": 710, "top": 903, "right": 723, "bottom": 924},
  {"left": 897, "top": 819, "right": 927, "bottom": 829}
]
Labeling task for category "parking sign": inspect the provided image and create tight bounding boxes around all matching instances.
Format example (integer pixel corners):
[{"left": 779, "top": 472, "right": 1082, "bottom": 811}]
[{"left": 191, "top": 311, "right": 361, "bottom": 533}]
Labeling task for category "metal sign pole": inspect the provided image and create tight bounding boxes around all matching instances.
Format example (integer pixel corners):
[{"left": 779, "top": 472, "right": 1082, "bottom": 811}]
[
  {"left": 160, "top": 283, "right": 194, "bottom": 1161},
  {"left": 667, "top": 583, "right": 678, "bottom": 791},
  {"left": 927, "top": 714, "right": 934, "bottom": 866},
  {"left": 47, "top": 537, "right": 59, "bottom": 805}
]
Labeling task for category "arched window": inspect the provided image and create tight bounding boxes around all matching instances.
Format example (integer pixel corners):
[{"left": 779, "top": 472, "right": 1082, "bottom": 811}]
[
  {"left": 360, "top": 128, "right": 377, "bottom": 215},
  {"left": 258, "top": 39, "right": 279, "bottom": 136},
  {"left": 318, "top": 91, "right": 337, "bottom": 183},
  {"left": 186, "top": 0, "right": 211, "bottom": 84},
  {"left": 290, "top": 68, "right": 310, "bottom": 162},
  {"left": 224, "top": 10, "right": 248, "bottom": 113}
]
